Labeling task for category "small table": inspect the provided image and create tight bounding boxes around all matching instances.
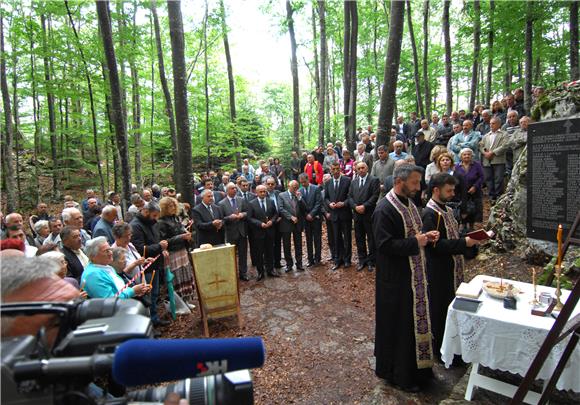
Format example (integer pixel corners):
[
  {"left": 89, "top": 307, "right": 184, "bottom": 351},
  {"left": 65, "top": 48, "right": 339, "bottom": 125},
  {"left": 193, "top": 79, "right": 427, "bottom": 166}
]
[{"left": 441, "top": 275, "right": 580, "bottom": 404}]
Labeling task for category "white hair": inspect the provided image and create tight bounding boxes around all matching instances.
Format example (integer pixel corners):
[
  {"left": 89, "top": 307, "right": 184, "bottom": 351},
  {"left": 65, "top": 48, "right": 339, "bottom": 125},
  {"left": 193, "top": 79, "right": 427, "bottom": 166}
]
[
  {"left": 34, "top": 220, "right": 50, "bottom": 234},
  {"left": 41, "top": 250, "right": 65, "bottom": 262},
  {"left": 460, "top": 148, "right": 474, "bottom": 157},
  {"left": 61, "top": 207, "right": 81, "bottom": 223},
  {"left": 200, "top": 189, "right": 213, "bottom": 198},
  {"left": 101, "top": 205, "right": 117, "bottom": 216},
  {"left": 1, "top": 257, "right": 59, "bottom": 298},
  {"left": 85, "top": 236, "right": 108, "bottom": 259}
]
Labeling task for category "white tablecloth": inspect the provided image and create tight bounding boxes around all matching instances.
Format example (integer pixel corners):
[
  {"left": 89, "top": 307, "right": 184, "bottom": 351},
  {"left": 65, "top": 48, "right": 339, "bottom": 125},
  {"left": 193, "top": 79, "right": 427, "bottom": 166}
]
[{"left": 441, "top": 275, "right": 580, "bottom": 392}]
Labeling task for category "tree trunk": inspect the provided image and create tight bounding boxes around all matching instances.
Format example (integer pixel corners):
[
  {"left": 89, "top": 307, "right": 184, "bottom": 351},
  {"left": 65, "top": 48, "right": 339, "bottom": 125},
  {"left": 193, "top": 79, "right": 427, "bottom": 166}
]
[
  {"left": 469, "top": 0, "right": 481, "bottom": 112},
  {"left": 28, "top": 12, "right": 40, "bottom": 204},
  {"left": 116, "top": 2, "right": 128, "bottom": 126},
  {"left": 96, "top": 0, "right": 132, "bottom": 210},
  {"left": 41, "top": 15, "right": 59, "bottom": 199},
  {"left": 504, "top": 54, "right": 512, "bottom": 95},
  {"left": 203, "top": 0, "right": 210, "bottom": 168},
  {"left": 130, "top": 4, "right": 142, "bottom": 189},
  {"left": 343, "top": 1, "right": 358, "bottom": 152},
  {"left": 485, "top": 0, "right": 495, "bottom": 107},
  {"left": 1, "top": 12, "right": 17, "bottom": 212},
  {"left": 318, "top": 0, "right": 328, "bottom": 145},
  {"left": 151, "top": 1, "right": 179, "bottom": 184},
  {"left": 311, "top": 4, "right": 321, "bottom": 146},
  {"left": 422, "top": 0, "right": 431, "bottom": 119},
  {"left": 406, "top": 0, "right": 424, "bottom": 118},
  {"left": 10, "top": 23, "right": 21, "bottom": 207},
  {"left": 167, "top": 0, "right": 194, "bottom": 208},
  {"left": 377, "top": 0, "right": 405, "bottom": 147},
  {"left": 219, "top": 0, "right": 241, "bottom": 170},
  {"left": 149, "top": 12, "right": 155, "bottom": 183},
  {"left": 524, "top": 1, "right": 533, "bottom": 114},
  {"left": 443, "top": 0, "right": 452, "bottom": 114},
  {"left": 571, "top": 0, "right": 579, "bottom": 81},
  {"left": 287, "top": 0, "right": 300, "bottom": 151}
]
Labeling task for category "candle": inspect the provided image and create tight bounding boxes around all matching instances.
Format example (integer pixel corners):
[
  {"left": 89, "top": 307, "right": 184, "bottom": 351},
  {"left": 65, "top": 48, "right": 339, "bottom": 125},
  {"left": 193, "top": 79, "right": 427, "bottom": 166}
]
[
  {"left": 556, "top": 224, "right": 563, "bottom": 267},
  {"left": 532, "top": 268, "right": 536, "bottom": 286},
  {"left": 149, "top": 270, "right": 156, "bottom": 288},
  {"left": 436, "top": 212, "right": 441, "bottom": 231}
]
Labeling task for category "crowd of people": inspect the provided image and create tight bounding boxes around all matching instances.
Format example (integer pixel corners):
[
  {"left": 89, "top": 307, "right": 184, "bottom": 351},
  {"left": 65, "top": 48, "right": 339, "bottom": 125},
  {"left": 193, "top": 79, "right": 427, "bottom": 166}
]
[{"left": 1, "top": 88, "right": 535, "bottom": 393}]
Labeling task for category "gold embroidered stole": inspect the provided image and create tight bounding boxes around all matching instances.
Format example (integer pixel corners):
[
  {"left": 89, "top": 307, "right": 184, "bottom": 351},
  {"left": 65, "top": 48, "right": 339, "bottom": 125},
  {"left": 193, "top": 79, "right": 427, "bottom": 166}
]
[
  {"left": 426, "top": 199, "right": 465, "bottom": 290},
  {"left": 386, "top": 190, "right": 434, "bottom": 369}
]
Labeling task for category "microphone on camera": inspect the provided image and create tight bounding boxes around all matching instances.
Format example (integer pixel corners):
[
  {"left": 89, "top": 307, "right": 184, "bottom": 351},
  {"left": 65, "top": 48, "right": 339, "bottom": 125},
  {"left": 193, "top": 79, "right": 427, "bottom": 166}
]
[{"left": 112, "top": 337, "right": 266, "bottom": 386}]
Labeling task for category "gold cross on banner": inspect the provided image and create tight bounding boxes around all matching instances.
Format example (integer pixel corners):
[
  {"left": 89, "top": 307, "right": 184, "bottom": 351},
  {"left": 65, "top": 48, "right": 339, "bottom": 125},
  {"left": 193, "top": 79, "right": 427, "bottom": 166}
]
[{"left": 208, "top": 273, "right": 227, "bottom": 289}]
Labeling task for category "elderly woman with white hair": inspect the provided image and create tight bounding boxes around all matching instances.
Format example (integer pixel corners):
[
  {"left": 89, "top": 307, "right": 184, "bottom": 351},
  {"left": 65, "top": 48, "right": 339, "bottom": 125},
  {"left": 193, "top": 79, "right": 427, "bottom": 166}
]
[
  {"left": 41, "top": 250, "right": 83, "bottom": 291},
  {"left": 80, "top": 237, "right": 150, "bottom": 299},
  {"left": 454, "top": 147, "right": 485, "bottom": 232},
  {"left": 33, "top": 220, "right": 50, "bottom": 248}
]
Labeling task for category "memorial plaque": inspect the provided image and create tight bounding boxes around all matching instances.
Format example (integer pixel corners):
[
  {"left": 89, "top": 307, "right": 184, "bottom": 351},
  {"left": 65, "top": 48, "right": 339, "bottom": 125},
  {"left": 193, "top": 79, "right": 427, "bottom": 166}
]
[{"left": 527, "top": 117, "right": 580, "bottom": 242}]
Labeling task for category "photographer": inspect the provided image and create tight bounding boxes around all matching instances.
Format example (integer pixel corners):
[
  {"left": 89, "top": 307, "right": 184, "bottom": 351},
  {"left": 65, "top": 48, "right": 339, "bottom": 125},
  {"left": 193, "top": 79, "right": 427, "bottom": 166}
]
[
  {"left": 1, "top": 257, "right": 80, "bottom": 346},
  {"left": 80, "top": 237, "right": 151, "bottom": 300}
]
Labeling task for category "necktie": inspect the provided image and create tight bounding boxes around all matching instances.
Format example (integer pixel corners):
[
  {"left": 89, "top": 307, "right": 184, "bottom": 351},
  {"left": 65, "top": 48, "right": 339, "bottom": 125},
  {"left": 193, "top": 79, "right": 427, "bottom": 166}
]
[
  {"left": 260, "top": 199, "right": 266, "bottom": 212},
  {"left": 304, "top": 187, "right": 308, "bottom": 198},
  {"left": 360, "top": 178, "right": 364, "bottom": 188},
  {"left": 243, "top": 192, "right": 248, "bottom": 201},
  {"left": 231, "top": 198, "right": 237, "bottom": 209},
  {"left": 208, "top": 205, "right": 214, "bottom": 219},
  {"left": 334, "top": 179, "right": 339, "bottom": 190}
]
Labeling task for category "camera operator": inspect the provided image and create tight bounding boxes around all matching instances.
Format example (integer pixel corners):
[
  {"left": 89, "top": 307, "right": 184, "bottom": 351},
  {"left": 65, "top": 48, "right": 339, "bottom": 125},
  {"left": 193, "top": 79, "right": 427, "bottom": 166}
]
[
  {"left": 1, "top": 256, "right": 81, "bottom": 347},
  {"left": 80, "top": 237, "right": 151, "bottom": 300}
]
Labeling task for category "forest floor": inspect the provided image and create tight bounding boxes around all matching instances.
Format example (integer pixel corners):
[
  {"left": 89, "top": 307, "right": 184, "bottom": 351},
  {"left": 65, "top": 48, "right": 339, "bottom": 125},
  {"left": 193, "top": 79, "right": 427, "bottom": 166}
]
[{"left": 155, "top": 199, "right": 578, "bottom": 405}]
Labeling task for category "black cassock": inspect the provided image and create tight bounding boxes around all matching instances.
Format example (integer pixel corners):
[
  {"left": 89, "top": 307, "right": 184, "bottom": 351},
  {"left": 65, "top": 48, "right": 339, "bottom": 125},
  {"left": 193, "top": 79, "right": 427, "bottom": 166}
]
[
  {"left": 422, "top": 203, "right": 473, "bottom": 353},
  {"left": 373, "top": 195, "right": 433, "bottom": 389}
]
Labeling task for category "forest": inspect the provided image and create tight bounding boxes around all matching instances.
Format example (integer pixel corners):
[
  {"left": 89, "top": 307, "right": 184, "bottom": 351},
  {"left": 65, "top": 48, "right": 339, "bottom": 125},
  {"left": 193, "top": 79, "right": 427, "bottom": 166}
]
[{"left": 0, "top": 0, "right": 578, "bottom": 212}]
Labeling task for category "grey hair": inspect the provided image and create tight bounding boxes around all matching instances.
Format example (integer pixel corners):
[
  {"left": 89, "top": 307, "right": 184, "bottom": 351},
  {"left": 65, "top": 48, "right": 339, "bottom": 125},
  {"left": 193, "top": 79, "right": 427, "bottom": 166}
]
[
  {"left": 85, "top": 236, "right": 108, "bottom": 259},
  {"left": 61, "top": 207, "right": 81, "bottom": 223},
  {"left": 482, "top": 109, "right": 491, "bottom": 116},
  {"left": 41, "top": 250, "right": 65, "bottom": 263},
  {"left": 200, "top": 189, "right": 213, "bottom": 198},
  {"left": 393, "top": 164, "right": 424, "bottom": 181},
  {"left": 101, "top": 205, "right": 117, "bottom": 216},
  {"left": 1, "top": 257, "right": 60, "bottom": 299},
  {"left": 142, "top": 201, "right": 160, "bottom": 212},
  {"left": 112, "top": 222, "right": 131, "bottom": 239},
  {"left": 34, "top": 220, "right": 49, "bottom": 234},
  {"left": 490, "top": 116, "right": 502, "bottom": 125},
  {"left": 459, "top": 148, "right": 474, "bottom": 157},
  {"left": 262, "top": 176, "right": 275, "bottom": 185},
  {"left": 130, "top": 193, "right": 143, "bottom": 204},
  {"left": 111, "top": 247, "right": 127, "bottom": 263},
  {"left": 60, "top": 226, "right": 77, "bottom": 242},
  {"left": 225, "top": 182, "right": 237, "bottom": 192}
]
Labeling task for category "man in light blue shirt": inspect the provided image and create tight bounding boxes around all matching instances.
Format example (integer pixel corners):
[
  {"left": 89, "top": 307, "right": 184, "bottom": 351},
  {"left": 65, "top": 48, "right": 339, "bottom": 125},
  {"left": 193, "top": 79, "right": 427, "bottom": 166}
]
[
  {"left": 447, "top": 120, "right": 481, "bottom": 163},
  {"left": 388, "top": 140, "right": 408, "bottom": 161}
]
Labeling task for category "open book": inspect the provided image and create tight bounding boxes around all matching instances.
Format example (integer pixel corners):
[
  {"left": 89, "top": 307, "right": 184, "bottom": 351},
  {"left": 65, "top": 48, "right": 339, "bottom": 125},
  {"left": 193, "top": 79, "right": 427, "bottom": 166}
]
[{"left": 466, "top": 229, "right": 495, "bottom": 241}]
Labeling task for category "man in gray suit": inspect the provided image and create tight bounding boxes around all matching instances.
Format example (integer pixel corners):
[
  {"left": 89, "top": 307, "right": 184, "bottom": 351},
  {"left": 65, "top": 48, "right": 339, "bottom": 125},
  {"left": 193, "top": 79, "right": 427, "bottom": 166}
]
[
  {"left": 219, "top": 183, "right": 249, "bottom": 281},
  {"left": 278, "top": 180, "right": 305, "bottom": 272},
  {"left": 299, "top": 173, "right": 323, "bottom": 266},
  {"left": 479, "top": 117, "right": 509, "bottom": 202}
]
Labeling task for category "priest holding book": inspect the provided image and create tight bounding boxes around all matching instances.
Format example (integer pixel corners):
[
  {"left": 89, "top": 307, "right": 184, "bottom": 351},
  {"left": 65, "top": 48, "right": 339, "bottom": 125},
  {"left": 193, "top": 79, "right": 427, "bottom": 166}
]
[
  {"left": 422, "top": 172, "right": 481, "bottom": 355},
  {"left": 372, "top": 164, "right": 440, "bottom": 393}
]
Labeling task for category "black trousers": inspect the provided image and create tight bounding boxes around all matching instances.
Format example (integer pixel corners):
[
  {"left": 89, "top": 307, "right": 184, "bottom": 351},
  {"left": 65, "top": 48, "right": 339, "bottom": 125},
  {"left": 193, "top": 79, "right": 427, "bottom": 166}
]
[
  {"left": 230, "top": 236, "right": 248, "bottom": 277},
  {"left": 281, "top": 229, "right": 303, "bottom": 268},
  {"left": 332, "top": 218, "right": 352, "bottom": 265},
  {"left": 304, "top": 219, "right": 322, "bottom": 263},
  {"left": 251, "top": 236, "right": 274, "bottom": 275},
  {"left": 354, "top": 214, "right": 375, "bottom": 265},
  {"left": 273, "top": 223, "right": 282, "bottom": 267},
  {"left": 325, "top": 219, "right": 336, "bottom": 262}
]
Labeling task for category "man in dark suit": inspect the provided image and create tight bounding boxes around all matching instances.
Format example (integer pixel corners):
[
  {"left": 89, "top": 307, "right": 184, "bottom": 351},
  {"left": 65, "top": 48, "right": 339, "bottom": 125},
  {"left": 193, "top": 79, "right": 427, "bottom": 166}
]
[
  {"left": 247, "top": 185, "right": 279, "bottom": 280},
  {"left": 324, "top": 162, "right": 353, "bottom": 270},
  {"left": 61, "top": 226, "right": 87, "bottom": 281},
  {"left": 218, "top": 183, "right": 249, "bottom": 281},
  {"left": 194, "top": 178, "right": 225, "bottom": 206},
  {"left": 348, "top": 162, "right": 380, "bottom": 272},
  {"left": 278, "top": 180, "right": 305, "bottom": 272},
  {"left": 298, "top": 173, "right": 323, "bottom": 267},
  {"left": 192, "top": 190, "right": 225, "bottom": 246},
  {"left": 237, "top": 178, "right": 256, "bottom": 202},
  {"left": 264, "top": 176, "right": 282, "bottom": 269}
]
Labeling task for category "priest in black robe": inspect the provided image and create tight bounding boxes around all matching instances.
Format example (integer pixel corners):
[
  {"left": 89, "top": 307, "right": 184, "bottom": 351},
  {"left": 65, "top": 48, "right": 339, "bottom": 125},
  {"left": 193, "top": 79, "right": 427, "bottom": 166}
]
[
  {"left": 373, "top": 164, "right": 440, "bottom": 392},
  {"left": 422, "top": 173, "right": 480, "bottom": 354}
]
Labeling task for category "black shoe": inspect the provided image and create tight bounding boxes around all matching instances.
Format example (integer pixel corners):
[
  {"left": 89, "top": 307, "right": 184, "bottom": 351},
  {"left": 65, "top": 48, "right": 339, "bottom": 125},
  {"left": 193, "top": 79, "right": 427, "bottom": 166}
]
[
  {"left": 394, "top": 383, "right": 420, "bottom": 393},
  {"left": 274, "top": 263, "right": 282, "bottom": 269},
  {"left": 368, "top": 264, "right": 375, "bottom": 272},
  {"left": 344, "top": 262, "right": 352, "bottom": 268},
  {"left": 296, "top": 265, "right": 305, "bottom": 271},
  {"left": 240, "top": 274, "right": 250, "bottom": 281},
  {"left": 256, "top": 272, "right": 265, "bottom": 281},
  {"left": 268, "top": 271, "right": 280, "bottom": 278},
  {"left": 153, "top": 318, "right": 171, "bottom": 327},
  {"left": 306, "top": 261, "right": 315, "bottom": 268},
  {"left": 331, "top": 263, "right": 341, "bottom": 271},
  {"left": 356, "top": 263, "right": 366, "bottom": 271},
  {"left": 284, "top": 266, "right": 293, "bottom": 273}
]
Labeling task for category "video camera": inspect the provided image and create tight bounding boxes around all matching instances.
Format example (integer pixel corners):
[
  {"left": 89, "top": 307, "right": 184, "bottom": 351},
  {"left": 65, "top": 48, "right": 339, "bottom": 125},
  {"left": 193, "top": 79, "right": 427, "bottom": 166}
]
[{"left": 1, "top": 298, "right": 264, "bottom": 405}]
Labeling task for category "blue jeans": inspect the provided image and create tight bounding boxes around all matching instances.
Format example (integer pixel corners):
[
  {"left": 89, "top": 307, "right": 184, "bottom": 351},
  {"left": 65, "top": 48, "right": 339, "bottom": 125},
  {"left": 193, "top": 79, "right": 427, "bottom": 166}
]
[{"left": 483, "top": 164, "right": 505, "bottom": 200}]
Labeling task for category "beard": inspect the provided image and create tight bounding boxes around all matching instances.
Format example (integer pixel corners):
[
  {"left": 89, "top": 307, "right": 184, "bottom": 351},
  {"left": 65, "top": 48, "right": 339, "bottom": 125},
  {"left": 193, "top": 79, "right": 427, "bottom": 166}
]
[{"left": 401, "top": 183, "right": 417, "bottom": 198}]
